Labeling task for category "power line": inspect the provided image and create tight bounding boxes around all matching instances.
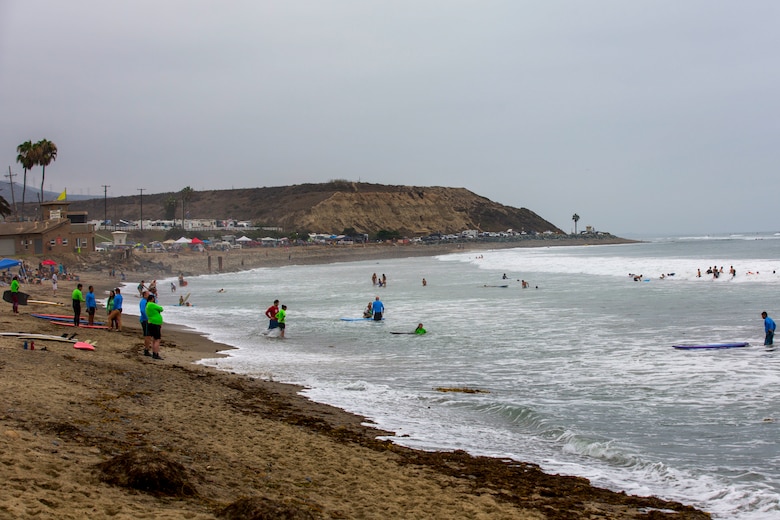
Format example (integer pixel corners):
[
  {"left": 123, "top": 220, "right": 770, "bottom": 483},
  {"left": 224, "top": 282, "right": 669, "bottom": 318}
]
[
  {"left": 102, "top": 185, "right": 110, "bottom": 231},
  {"left": 5, "top": 166, "right": 17, "bottom": 218},
  {"left": 138, "top": 188, "right": 145, "bottom": 231}
]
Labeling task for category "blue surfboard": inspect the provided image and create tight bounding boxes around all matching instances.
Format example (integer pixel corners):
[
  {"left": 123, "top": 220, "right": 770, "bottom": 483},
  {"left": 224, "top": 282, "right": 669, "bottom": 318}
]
[{"left": 673, "top": 342, "right": 749, "bottom": 350}]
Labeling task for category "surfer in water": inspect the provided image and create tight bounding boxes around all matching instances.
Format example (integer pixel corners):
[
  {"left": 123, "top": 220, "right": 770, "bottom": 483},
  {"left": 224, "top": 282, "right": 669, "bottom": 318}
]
[
  {"left": 415, "top": 323, "right": 426, "bottom": 335},
  {"left": 265, "top": 299, "right": 280, "bottom": 331},
  {"left": 372, "top": 296, "right": 384, "bottom": 321},
  {"left": 762, "top": 311, "right": 776, "bottom": 346},
  {"left": 362, "top": 301, "right": 373, "bottom": 318},
  {"left": 276, "top": 305, "right": 287, "bottom": 338}
]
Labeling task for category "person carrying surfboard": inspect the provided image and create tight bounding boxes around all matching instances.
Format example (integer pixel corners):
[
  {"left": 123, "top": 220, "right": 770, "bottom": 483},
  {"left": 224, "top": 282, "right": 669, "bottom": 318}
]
[{"left": 10, "top": 275, "right": 20, "bottom": 314}]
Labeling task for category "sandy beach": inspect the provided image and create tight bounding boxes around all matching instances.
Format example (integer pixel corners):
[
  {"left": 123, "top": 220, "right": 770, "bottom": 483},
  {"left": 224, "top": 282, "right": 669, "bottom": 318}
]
[{"left": 0, "top": 240, "right": 711, "bottom": 519}]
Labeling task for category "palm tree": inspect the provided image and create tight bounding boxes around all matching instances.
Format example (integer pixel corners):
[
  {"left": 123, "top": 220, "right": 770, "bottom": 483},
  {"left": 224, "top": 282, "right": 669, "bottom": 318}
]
[
  {"left": 572, "top": 213, "right": 580, "bottom": 234},
  {"left": 35, "top": 139, "right": 57, "bottom": 214},
  {"left": 180, "top": 186, "right": 194, "bottom": 223},
  {"left": 164, "top": 195, "right": 178, "bottom": 220},
  {"left": 16, "top": 140, "right": 35, "bottom": 220}
]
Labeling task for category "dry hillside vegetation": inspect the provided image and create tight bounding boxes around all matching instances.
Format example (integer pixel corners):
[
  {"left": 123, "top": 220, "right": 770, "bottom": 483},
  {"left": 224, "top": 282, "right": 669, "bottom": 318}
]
[{"left": 70, "top": 182, "right": 563, "bottom": 235}]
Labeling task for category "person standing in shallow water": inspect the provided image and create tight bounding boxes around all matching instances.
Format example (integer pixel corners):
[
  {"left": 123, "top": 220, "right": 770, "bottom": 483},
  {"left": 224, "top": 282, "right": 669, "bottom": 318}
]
[
  {"left": 372, "top": 296, "right": 384, "bottom": 321},
  {"left": 276, "top": 305, "right": 287, "bottom": 338},
  {"left": 265, "top": 299, "right": 279, "bottom": 331},
  {"left": 762, "top": 312, "right": 776, "bottom": 346}
]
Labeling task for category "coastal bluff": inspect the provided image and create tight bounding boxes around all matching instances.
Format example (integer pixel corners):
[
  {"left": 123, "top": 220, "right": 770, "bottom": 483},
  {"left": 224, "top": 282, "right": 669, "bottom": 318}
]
[{"left": 69, "top": 181, "right": 565, "bottom": 236}]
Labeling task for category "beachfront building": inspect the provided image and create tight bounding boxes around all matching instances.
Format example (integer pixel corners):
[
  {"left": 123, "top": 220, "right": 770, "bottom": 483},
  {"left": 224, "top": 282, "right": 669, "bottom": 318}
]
[{"left": 0, "top": 200, "right": 96, "bottom": 256}]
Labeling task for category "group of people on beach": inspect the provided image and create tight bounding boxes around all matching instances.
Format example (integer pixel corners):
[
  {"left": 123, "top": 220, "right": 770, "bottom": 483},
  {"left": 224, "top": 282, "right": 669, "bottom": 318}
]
[
  {"left": 69, "top": 279, "right": 165, "bottom": 362},
  {"left": 139, "top": 287, "right": 164, "bottom": 359},
  {"left": 71, "top": 284, "right": 97, "bottom": 327}
]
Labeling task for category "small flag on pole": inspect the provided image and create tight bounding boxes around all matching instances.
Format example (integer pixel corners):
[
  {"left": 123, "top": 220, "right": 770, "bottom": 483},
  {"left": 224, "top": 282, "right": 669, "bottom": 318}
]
[{"left": 57, "top": 189, "right": 67, "bottom": 201}]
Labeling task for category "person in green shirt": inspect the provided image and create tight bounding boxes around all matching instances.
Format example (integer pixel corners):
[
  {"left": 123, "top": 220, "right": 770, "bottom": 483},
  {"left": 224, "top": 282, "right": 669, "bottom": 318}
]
[
  {"left": 415, "top": 323, "right": 427, "bottom": 335},
  {"left": 275, "top": 305, "right": 287, "bottom": 338},
  {"left": 10, "top": 275, "right": 20, "bottom": 314},
  {"left": 144, "top": 294, "right": 165, "bottom": 360},
  {"left": 72, "top": 283, "right": 85, "bottom": 327}
]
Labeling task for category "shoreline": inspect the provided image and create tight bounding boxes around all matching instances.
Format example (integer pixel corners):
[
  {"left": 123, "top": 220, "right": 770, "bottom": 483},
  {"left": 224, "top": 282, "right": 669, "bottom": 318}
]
[{"left": 1, "top": 238, "right": 712, "bottom": 519}]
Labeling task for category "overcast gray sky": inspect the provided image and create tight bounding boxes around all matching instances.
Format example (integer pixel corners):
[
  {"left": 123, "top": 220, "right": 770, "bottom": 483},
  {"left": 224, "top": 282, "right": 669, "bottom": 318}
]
[{"left": 2, "top": 1, "right": 778, "bottom": 235}]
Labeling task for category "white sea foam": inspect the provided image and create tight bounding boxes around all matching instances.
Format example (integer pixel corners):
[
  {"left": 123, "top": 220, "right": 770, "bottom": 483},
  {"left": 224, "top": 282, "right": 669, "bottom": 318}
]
[{"left": 137, "top": 236, "right": 780, "bottom": 519}]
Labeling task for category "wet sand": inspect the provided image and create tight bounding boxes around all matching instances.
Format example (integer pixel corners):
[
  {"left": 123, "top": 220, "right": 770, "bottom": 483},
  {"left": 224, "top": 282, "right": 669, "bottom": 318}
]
[{"left": 0, "top": 240, "right": 711, "bottom": 519}]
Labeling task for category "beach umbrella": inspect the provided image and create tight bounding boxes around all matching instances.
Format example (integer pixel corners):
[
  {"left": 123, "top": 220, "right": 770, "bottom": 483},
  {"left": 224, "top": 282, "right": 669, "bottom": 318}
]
[
  {"left": 41, "top": 259, "right": 58, "bottom": 266},
  {"left": 0, "top": 258, "right": 21, "bottom": 270}
]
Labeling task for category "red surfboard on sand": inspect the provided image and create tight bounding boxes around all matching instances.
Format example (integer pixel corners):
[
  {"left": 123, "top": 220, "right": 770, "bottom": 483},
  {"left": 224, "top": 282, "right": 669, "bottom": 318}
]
[{"left": 73, "top": 342, "right": 95, "bottom": 351}]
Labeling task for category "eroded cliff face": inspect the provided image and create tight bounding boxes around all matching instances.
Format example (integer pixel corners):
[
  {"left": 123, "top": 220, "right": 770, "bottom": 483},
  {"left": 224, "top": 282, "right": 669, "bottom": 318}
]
[
  {"left": 284, "top": 188, "right": 559, "bottom": 235},
  {"left": 70, "top": 182, "right": 562, "bottom": 235}
]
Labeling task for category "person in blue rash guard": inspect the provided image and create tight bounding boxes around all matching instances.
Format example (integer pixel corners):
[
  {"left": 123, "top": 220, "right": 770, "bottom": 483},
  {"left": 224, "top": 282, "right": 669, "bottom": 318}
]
[
  {"left": 372, "top": 296, "right": 384, "bottom": 321},
  {"left": 108, "top": 288, "right": 124, "bottom": 331},
  {"left": 86, "top": 286, "right": 97, "bottom": 326},
  {"left": 140, "top": 290, "right": 152, "bottom": 356},
  {"left": 762, "top": 311, "right": 776, "bottom": 346}
]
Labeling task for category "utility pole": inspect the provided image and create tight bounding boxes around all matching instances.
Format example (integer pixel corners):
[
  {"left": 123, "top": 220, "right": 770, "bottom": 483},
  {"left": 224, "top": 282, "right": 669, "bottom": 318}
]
[
  {"left": 138, "top": 188, "right": 145, "bottom": 231},
  {"left": 102, "top": 185, "right": 110, "bottom": 231},
  {"left": 5, "top": 166, "right": 17, "bottom": 219}
]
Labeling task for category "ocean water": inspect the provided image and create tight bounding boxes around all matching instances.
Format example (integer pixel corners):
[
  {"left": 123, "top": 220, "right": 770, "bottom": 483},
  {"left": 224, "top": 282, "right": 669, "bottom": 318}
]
[{"left": 134, "top": 234, "right": 780, "bottom": 519}]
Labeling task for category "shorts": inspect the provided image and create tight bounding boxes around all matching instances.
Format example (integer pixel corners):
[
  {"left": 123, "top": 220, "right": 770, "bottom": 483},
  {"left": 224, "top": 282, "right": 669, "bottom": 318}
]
[
  {"left": 373, "top": 312, "right": 383, "bottom": 321},
  {"left": 148, "top": 323, "right": 162, "bottom": 340},
  {"left": 140, "top": 320, "right": 149, "bottom": 336},
  {"left": 268, "top": 319, "right": 279, "bottom": 329},
  {"left": 278, "top": 322, "right": 286, "bottom": 330},
  {"left": 88, "top": 307, "right": 96, "bottom": 316}
]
